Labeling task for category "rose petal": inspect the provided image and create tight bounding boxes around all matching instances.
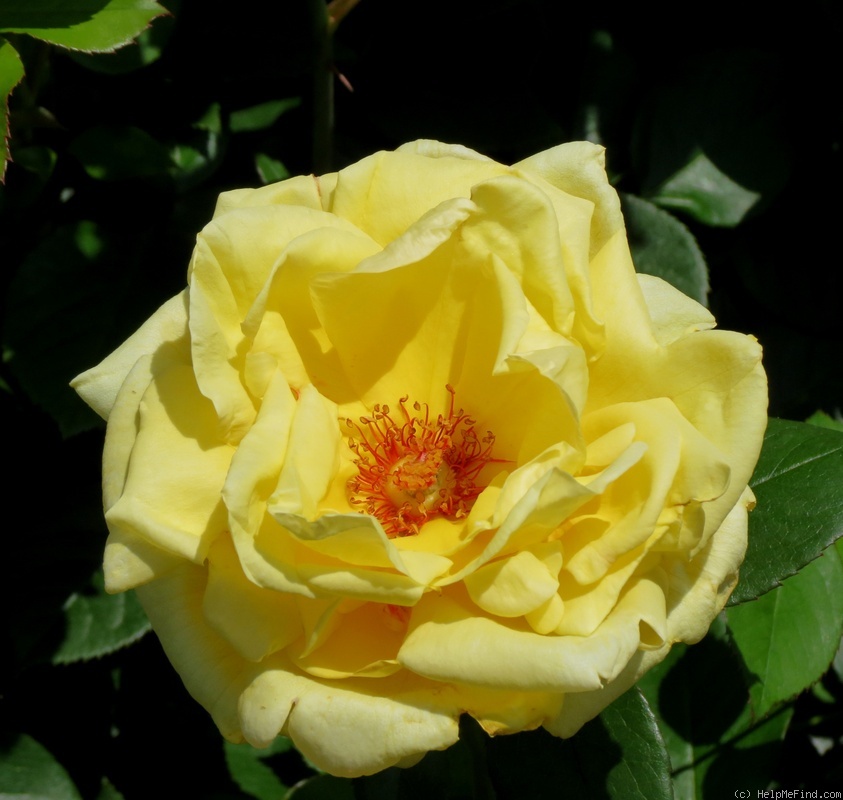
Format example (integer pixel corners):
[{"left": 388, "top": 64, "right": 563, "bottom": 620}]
[
  {"left": 566, "top": 397, "right": 732, "bottom": 586},
  {"left": 514, "top": 141, "right": 625, "bottom": 258},
  {"left": 189, "top": 206, "right": 370, "bottom": 440},
  {"left": 204, "top": 533, "right": 302, "bottom": 661},
  {"left": 106, "top": 364, "right": 233, "bottom": 564},
  {"left": 586, "top": 230, "right": 767, "bottom": 542},
  {"left": 240, "top": 669, "right": 460, "bottom": 777},
  {"left": 464, "top": 549, "right": 560, "bottom": 618},
  {"left": 664, "top": 486, "right": 752, "bottom": 643},
  {"left": 224, "top": 368, "right": 297, "bottom": 541},
  {"left": 136, "top": 563, "right": 256, "bottom": 743},
  {"left": 637, "top": 273, "right": 716, "bottom": 345},
  {"left": 289, "top": 602, "right": 406, "bottom": 679},
  {"left": 328, "top": 148, "right": 508, "bottom": 246},
  {"left": 400, "top": 577, "right": 665, "bottom": 692},
  {"left": 396, "top": 139, "right": 497, "bottom": 163},
  {"left": 73, "top": 139, "right": 768, "bottom": 777},
  {"left": 243, "top": 225, "right": 381, "bottom": 397},
  {"left": 544, "top": 492, "right": 750, "bottom": 739},
  {"left": 214, "top": 174, "right": 328, "bottom": 218},
  {"left": 268, "top": 384, "right": 341, "bottom": 519}
]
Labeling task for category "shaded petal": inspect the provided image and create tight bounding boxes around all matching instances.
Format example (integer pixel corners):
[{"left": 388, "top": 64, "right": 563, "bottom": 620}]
[
  {"left": 268, "top": 384, "right": 341, "bottom": 519},
  {"left": 204, "top": 533, "right": 302, "bottom": 661},
  {"left": 99, "top": 352, "right": 190, "bottom": 594},
  {"left": 543, "top": 648, "right": 668, "bottom": 739},
  {"left": 311, "top": 198, "right": 477, "bottom": 406},
  {"left": 106, "top": 364, "right": 233, "bottom": 564},
  {"left": 555, "top": 550, "right": 654, "bottom": 638},
  {"left": 457, "top": 684, "right": 565, "bottom": 735},
  {"left": 664, "top": 487, "right": 752, "bottom": 643},
  {"left": 525, "top": 593, "right": 566, "bottom": 635},
  {"left": 189, "top": 206, "right": 366, "bottom": 439},
  {"left": 224, "top": 368, "right": 296, "bottom": 542},
  {"left": 237, "top": 511, "right": 438, "bottom": 605},
  {"left": 508, "top": 340, "right": 589, "bottom": 417},
  {"left": 565, "top": 397, "right": 731, "bottom": 586},
  {"left": 103, "top": 527, "right": 184, "bottom": 594},
  {"left": 102, "top": 354, "right": 157, "bottom": 512},
  {"left": 289, "top": 602, "right": 405, "bottom": 679},
  {"left": 585, "top": 230, "right": 767, "bottom": 543},
  {"left": 443, "top": 440, "right": 627, "bottom": 585},
  {"left": 301, "top": 561, "right": 428, "bottom": 605},
  {"left": 136, "top": 563, "right": 258, "bottom": 742},
  {"left": 140, "top": 562, "right": 461, "bottom": 778},
  {"left": 460, "top": 176, "right": 578, "bottom": 335},
  {"left": 244, "top": 225, "right": 381, "bottom": 398},
  {"left": 231, "top": 513, "right": 318, "bottom": 599},
  {"left": 544, "top": 495, "right": 749, "bottom": 739},
  {"left": 273, "top": 512, "right": 398, "bottom": 570}
]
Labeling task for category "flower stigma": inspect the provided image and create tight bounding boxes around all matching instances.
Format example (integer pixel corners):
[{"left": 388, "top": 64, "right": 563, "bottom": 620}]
[{"left": 346, "top": 385, "right": 500, "bottom": 537}]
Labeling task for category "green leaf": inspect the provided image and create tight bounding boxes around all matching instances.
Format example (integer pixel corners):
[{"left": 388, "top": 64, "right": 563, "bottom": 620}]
[
  {"left": 170, "top": 135, "right": 223, "bottom": 192},
  {"left": 230, "top": 98, "right": 301, "bottom": 133},
  {"left": 807, "top": 410, "right": 843, "bottom": 433},
  {"left": 596, "top": 689, "right": 674, "bottom": 800},
  {"left": 166, "top": 104, "right": 227, "bottom": 192},
  {"left": 621, "top": 193, "right": 709, "bottom": 305},
  {"left": 730, "top": 419, "right": 843, "bottom": 604},
  {"left": 52, "top": 571, "right": 150, "bottom": 664},
  {"left": 255, "top": 153, "right": 290, "bottom": 184},
  {"left": 0, "top": 0, "right": 169, "bottom": 53},
  {"left": 834, "top": 633, "right": 843, "bottom": 685},
  {"left": 484, "top": 690, "right": 672, "bottom": 800},
  {"left": 647, "top": 150, "right": 761, "bottom": 228},
  {"left": 635, "top": 50, "right": 789, "bottom": 227},
  {"left": 726, "top": 540, "right": 843, "bottom": 718},
  {"left": 0, "top": 38, "right": 25, "bottom": 182},
  {"left": 223, "top": 738, "right": 293, "bottom": 800},
  {"left": 97, "top": 776, "right": 126, "bottom": 800},
  {"left": 68, "top": 10, "right": 174, "bottom": 73},
  {"left": 638, "top": 619, "right": 793, "bottom": 799},
  {"left": 69, "top": 124, "right": 173, "bottom": 181},
  {"left": 0, "top": 734, "right": 83, "bottom": 799},
  {"left": 194, "top": 102, "right": 222, "bottom": 134}
]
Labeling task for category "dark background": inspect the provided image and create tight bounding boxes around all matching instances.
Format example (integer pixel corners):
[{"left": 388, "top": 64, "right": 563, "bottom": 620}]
[{"left": 1, "top": 1, "right": 841, "bottom": 796}]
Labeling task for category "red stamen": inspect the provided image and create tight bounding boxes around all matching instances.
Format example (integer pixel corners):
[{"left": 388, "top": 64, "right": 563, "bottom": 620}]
[{"left": 346, "top": 386, "right": 503, "bottom": 537}]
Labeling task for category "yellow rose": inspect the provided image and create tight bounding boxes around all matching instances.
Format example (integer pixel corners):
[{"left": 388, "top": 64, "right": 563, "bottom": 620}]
[{"left": 72, "top": 140, "right": 767, "bottom": 777}]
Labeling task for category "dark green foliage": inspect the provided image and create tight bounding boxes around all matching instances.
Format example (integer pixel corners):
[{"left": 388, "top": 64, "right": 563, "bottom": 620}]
[{"left": 1, "top": 1, "right": 841, "bottom": 797}]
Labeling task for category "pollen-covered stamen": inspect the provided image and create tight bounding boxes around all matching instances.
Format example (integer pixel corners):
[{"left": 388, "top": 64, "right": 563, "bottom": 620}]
[{"left": 346, "top": 386, "right": 501, "bottom": 537}]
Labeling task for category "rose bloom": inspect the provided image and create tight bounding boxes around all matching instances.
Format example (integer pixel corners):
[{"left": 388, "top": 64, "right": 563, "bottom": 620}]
[{"left": 73, "top": 141, "right": 766, "bottom": 777}]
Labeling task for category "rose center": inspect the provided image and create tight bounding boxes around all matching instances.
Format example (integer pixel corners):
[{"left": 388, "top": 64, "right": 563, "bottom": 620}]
[{"left": 346, "top": 385, "right": 498, "bottom": 537}]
